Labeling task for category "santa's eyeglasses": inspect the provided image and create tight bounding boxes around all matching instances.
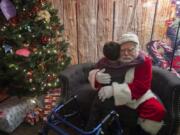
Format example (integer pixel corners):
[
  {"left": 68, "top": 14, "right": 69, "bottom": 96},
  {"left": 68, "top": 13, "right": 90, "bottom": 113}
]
[{"left": 120, "top": 47, "right": 135, "bottom": 53}]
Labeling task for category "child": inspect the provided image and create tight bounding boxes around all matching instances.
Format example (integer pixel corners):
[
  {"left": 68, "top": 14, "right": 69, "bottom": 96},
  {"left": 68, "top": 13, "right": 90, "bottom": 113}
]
[
  {"left": 87, "top": 41, "right": 122, "bottom": 135},
  {"left": 92, "top": 41, "right": 121, "bottom": 90}
]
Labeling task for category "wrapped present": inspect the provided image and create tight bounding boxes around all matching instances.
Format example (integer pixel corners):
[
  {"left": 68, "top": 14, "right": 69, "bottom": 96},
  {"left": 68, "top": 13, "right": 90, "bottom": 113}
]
[
  {"left": 24, "top": 106, "right": 43, "bottom": 125},
  {"left": 24, "top": 88, "right": 62, "bottom": 124},
  {"left": 47, "top": 88, "right": 61, "bottom": 97},
  {"left": 44, "top": 95, "right": 52, "bottom": 103},
  {"left": 43, "top": 88, "right": 61, "bottom": 116},
  {"left": 25, "top": 112, "right": 39, "bottom": 126},
  {"left": 0, "top": 111, "right": 5, "bottom": 118},
  {"left": 34, "top": 107, "right": 44, "bottom": 119},
  {"left": 0, "top": 96, "right": 37, "bottom": 133}
]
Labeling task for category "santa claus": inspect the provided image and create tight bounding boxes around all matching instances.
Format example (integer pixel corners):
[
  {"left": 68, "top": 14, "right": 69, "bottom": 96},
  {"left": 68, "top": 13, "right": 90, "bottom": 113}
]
[{"left": 87, "top": 33, "right": 166, "bottom": 135}]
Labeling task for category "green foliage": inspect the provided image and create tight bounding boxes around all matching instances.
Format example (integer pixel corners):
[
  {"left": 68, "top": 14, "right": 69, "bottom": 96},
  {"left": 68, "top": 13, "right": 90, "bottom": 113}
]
[{"left": 0, "top": 0, "right": 71, "bottom": 96}]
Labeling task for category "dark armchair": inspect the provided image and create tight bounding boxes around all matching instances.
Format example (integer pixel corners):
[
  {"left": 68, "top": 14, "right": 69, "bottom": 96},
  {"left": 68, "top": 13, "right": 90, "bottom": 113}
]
[{"left": 59, "top": 63, "right": 180, "bottom": 135}]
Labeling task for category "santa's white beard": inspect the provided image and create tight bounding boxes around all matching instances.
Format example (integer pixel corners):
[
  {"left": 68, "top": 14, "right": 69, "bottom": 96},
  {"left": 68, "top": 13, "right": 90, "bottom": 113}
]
[
  {"left": 119, "top": 49, "right": 139, "bottom": 63},
  {"left": 119, "top": 56, "right": 134, "bottom": 63}
]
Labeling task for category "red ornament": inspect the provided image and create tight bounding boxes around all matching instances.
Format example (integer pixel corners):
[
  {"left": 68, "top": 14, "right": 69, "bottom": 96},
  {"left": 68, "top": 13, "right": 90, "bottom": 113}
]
[
  {"left": 27, "top": 71, "right": 33, "bottom": 78},
  {"left": 40, "top": 35, "right": 50, "bottom": 45},
  {"left": 31, "top": 6, "right": 40, "bottom": 14},
  {"left": 16, "top": 48, "right": 31, "bottom": 57},
  {"left": 47, "top": 75, "right": 54, "bottom": 82},
  {"left": 9, "top": 16, "right": 19, "bottom": 27}
]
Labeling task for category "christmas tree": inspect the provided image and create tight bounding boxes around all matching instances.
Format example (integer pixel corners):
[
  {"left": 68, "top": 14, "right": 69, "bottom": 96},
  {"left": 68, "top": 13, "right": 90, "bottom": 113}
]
[{"left": 0, "top": 0, "right": 71, "bottom": 96}]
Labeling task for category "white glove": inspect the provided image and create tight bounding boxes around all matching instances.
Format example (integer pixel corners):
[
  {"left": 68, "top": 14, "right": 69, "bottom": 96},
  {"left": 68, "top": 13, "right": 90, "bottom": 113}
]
[
  {"left": 98, "top": 86, "right": 113, "bottom": 102},
  {"left": 96, "top": 68, "right": 111, "bottom": 84}
]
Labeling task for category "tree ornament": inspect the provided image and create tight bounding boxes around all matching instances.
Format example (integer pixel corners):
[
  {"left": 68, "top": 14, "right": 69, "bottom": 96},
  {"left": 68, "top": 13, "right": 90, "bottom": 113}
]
[
  {"left": 31, "top": 6, "right": 40, "bottom": 14},
  {"left": 40, "top": 35, "right": 50, "bottom": 45},
  {"left": 15, "top": 48, "right": 31, "bottom": 57},
  {"left": 0, "top": 0, "right": 16, "bottom": 20},
  {"left": 2, "top": 43, "right": 13, "bottom": 54},
  {"left": 47, "top": 74, "right": 54, "bottom": 82},
  {"left": 9, "top": 16, "right": 18, "bottom": 27},
  {"left": 27, "top": 70, "right": 33, "bottom": 78},
  {"left": 35, "top": 10, "right": 51, "bottom": 23}
]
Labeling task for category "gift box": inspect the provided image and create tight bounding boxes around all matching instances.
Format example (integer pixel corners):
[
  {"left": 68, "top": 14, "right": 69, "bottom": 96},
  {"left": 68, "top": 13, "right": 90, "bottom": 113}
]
[
  {"left": 24, "top": 107, "right": 43, "bottom": 125},
  {"left": 42, "top": 89, "right": 61, "bottom": 120},
  {"left": 0, "top": 96, "right": 37, "bottom": 133},
  {"left": 24, "top": 88, "right": 62, "bottom": 125}
]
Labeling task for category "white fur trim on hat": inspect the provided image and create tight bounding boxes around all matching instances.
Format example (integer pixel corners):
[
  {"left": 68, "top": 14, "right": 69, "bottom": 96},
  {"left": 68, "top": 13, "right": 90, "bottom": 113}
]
[
  {"left": 118, "top": 32, "right": 139, "bottom": 47},
  {"left": 138, "top": 118, "right": 164, "bottom": 135},
  {"left": 88, "top": 69, "right": 100, "bottom": 90},
  {"left": 112, "top": 82, "right": 132, "bottom": 106}
]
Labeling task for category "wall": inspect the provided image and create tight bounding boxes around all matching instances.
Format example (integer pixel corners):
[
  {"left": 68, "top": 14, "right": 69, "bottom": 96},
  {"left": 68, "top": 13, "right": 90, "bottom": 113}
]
[{"left": 48, "top": 0, "right": 176, "bottom": 64}]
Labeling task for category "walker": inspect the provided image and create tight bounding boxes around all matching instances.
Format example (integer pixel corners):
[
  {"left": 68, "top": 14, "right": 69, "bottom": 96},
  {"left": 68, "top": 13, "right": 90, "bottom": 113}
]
[{"left": 39, "top": 95, "right": 123, "bottom": 135}]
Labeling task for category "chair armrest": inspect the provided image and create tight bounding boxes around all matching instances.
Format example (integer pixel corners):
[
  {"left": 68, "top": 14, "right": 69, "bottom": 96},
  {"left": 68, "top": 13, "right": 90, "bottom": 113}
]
[
  {"left": 152, "top": 66, "right": 180, "bottom": 110},
  {"left": 152, "top": 66, "right": 180, "bottom": 134},
  {"left": 59, "top": 63, "right": 94, "bottom": 100}
]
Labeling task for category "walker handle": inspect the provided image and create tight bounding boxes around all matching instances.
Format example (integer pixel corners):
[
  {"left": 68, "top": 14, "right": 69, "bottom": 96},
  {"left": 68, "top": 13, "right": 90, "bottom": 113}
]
[
  {"left": 63, "top": 95, "right": 78, "bottom": 106},
  {"left": 54, "top": 95, "right": 78, "bottom": 112},
  {"left": 101, "top": 110, "right": 119, "bottom": 125}
]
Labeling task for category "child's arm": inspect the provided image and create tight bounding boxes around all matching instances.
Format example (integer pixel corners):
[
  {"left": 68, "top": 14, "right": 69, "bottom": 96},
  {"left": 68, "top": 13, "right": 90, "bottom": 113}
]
[{"left": 88, "top": 58, "right": 110, "bottom": 90}]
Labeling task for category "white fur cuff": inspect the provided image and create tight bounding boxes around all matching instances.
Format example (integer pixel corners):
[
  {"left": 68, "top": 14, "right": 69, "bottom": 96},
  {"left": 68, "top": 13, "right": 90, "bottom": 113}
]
[
  {"left": 138, "top": 118, "right": 164, "bottom": 135},
  {"left": 112, "top": 82, "right": 132, "bottom": 106}
]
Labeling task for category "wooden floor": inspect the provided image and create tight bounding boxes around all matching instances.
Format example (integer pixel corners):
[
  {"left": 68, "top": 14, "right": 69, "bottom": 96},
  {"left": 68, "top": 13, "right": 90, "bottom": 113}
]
[
  {"left": 0, "top": 121, "right": 78, "bottom": 135},
  {"left": 0, "top": 122, "right": 179, "bottom": 135},
  {"left": 0, "top": 122, "right": 56, "bottom": 135}
]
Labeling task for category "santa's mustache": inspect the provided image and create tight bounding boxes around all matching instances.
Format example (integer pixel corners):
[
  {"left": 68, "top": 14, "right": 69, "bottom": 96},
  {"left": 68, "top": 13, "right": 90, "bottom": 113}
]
[{"left": 120, "top": 56, "right": 134, "bottom": 62}]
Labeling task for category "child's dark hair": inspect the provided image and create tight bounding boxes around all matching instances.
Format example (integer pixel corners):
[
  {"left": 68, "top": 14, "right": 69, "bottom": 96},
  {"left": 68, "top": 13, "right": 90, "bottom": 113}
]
[{"left": 103, "top": 41, "right": 120, "bottom": 60}]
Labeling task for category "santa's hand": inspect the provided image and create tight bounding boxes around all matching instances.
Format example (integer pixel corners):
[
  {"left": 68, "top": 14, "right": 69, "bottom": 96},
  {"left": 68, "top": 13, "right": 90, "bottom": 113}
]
[
  {"left": 96, "top": 68, "right": 111, "bottom": 84},
  {"left": 98, "top": 86, "right": 113, "bottom": 102}
]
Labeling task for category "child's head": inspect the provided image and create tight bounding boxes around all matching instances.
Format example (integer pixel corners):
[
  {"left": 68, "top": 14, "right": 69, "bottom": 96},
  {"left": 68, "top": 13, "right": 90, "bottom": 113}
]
[{"left": 103, "top": 41, "right": 120, "bottom": 61}]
